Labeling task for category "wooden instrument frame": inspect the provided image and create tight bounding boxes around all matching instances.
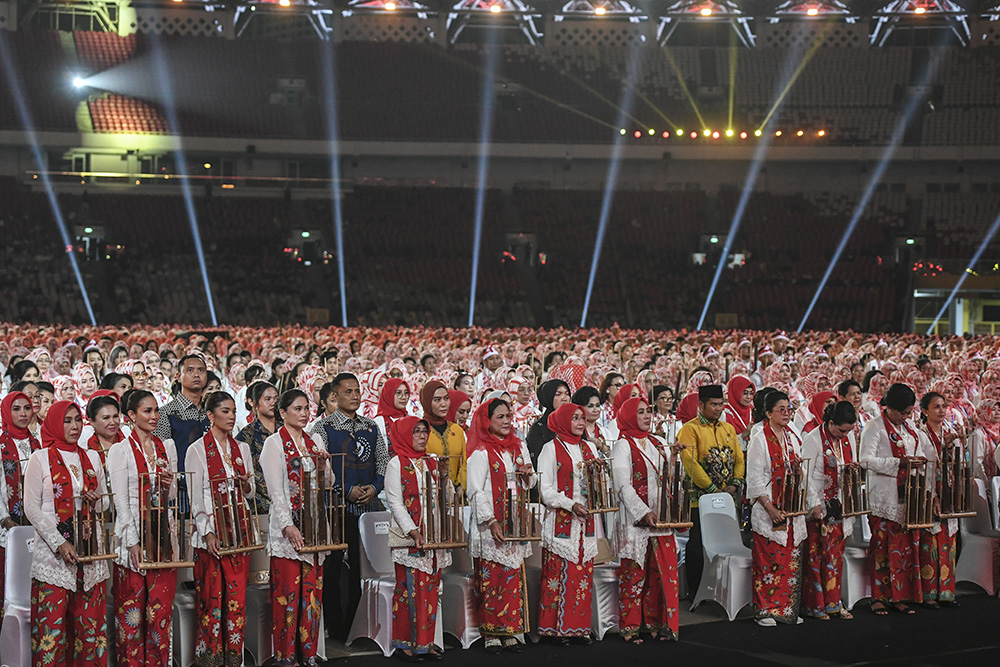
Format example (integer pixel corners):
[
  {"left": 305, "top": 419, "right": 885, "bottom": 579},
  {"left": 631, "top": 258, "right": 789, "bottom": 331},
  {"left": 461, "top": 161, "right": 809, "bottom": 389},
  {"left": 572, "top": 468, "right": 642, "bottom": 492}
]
[
  {"left": 138, "top": 470, "right": 195, "bottom": 570},
  {"left": 774, "top": 457, "right": 809, "bottom": 519},
  {"left": 839, "top": 464, "right": 870, "bottom": 518},
  {"left": 210, "top": 473, "right": 264, "bottom": 556},
  {"left": 502, "top": 470, "right": 542, "bottom": 542},
  {"left": 902, "top": 458, "right": 935, "bottom": 530},
  {"left": 418, "top": 455, "right": 468, "bottom": 550},
  {"left": 938, "top": 437, "right": 976, "bottom": 520},
  {"left": 647, "top": 451, "right": 693, "bottom": 529},
  {"left": 70, "top": 490, "right": 117, "bottom": 564},
  {"left": 295, "top": 453, "right": 348, "bottom": 554},
  {"left": 583, "top": 458, "right": 619, "bottom": 515}
]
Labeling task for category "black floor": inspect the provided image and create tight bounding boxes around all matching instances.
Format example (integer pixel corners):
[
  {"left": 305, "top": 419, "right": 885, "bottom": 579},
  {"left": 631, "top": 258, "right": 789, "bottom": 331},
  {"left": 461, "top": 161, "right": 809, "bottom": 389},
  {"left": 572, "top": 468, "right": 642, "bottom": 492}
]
[{"left": 335, "top": 591, "right": 1000, "bottom": 667}]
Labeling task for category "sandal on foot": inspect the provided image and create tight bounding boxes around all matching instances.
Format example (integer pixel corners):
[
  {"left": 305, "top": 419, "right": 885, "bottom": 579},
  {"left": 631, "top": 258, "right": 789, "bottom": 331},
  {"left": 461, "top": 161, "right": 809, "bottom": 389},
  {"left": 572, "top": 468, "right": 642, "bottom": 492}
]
[
  {"left": 501, "top": 638, "right": 523, "bottom": 653},
  {"left": 892, "top": 602, "right": 915, "bottom": 615},
  {"left": 871, "top": 601, "right": 889, "bottom": 616},
  {"left": 923, "top": 600, "right": 940, "bottom": 610},
  {"left": 836, "top": 609, "right": 854, "bottom": 620},
  {"left": 485, "top": 639, "right": 502, "bottom": 655},
  {"left": 623, "top": 635, "right": 644, "bottom": 645}
]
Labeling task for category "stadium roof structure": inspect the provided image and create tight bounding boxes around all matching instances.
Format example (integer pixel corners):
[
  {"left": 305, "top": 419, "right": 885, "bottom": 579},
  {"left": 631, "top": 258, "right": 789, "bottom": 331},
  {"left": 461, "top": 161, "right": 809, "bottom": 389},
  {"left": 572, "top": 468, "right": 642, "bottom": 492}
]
[{"left": 14, "top": 0, "right": 1000, "bottom": 44}]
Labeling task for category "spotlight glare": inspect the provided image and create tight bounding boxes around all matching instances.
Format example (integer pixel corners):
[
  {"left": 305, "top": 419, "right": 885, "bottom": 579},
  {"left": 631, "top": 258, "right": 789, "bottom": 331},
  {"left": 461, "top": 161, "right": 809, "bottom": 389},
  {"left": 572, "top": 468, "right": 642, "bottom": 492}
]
[
  {"left": 806, "top": 7, "right": 819, "bottom": 16},
  {"left": 662, "top": 130, "right": 670, "bottom": 138},
  {"left": 620, "top": 128, "right": 627, "bottom": 135},
  {"left": 818, "top": 129, "right": 826, "bottom": 137},
  {"left": 489, "top": 4, "right": 501, "bottom": 13},
  {"left": 595, "top": 6, "right": 606, "bottom": 15},
  {"left": 702, "top": 129, "right": 711, "bottom": 137},
  {"left": 915, "top": 6, "right": 926, "bottom": 14},
  {"left": 712, "top": 131, "right": 720, "bottom": 139},
  {"left": 725, "top": 128, "right": 734, "bottom": 137},
  {"left": 775, "top": 130, "right": 782, "bottom": 137},
  {"left": 700, "top": 7, "right": 713, "bottom": 16},
  {"left": 72, "top": 76, "right": 85, "bottom": 89},
  {"left": 385, "top": 0, "right": 396, "bottom": 8},
  {"left": 84, "top": 227, "right": 93, "bottom": 234},
  {"left": 754, "top": 129, "right": 762, "bottom": 137},
  {"left": 796, "top": 129, "right": 804, "bottom": 137},
  {"left": 905, "top": 237, "right": 915, "bottom": 245},
  {"left": 689, "top": 130, "right": 698, "bottom": 139},
  {"left": 203, "top": 162, "right": 211, "bottom": 169},
  {"left": 648, "top": 128, "right": 655, "bottom": 135},
  {"left": 675, "top": 129, "right": 683, "bottom": 136},
  {"left": 710, "top": 236, "right": 719, "bottom": 244},
  {"left": 739, "top": 131, "right": 748, "bottom": 139},
  {"left": 633, "top": 130, "right": 642, "bottom": 138},
  {"left": 278, "top": 0, "right": 291, "bottom": 6},
  {"left": 301, "top": 231, "right": 311, "bottom": 239}
]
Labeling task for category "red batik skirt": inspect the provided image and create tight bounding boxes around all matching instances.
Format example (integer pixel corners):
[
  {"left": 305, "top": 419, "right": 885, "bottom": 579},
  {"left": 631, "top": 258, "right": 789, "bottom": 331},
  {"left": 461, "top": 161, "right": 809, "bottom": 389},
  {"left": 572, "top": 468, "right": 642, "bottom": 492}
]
[
  {"left": 803, "top": 519, "right": 845, "bottom": 616},
  {"left": 537, "top": 545, "right": 593, "bottom": 637},
  {"left": 391, "top": 563, "right": 441, "bottom": 654},
  {"left": 752, "top": 530, "right": 803, "bottom": 624},
  {"left": 618, "top": 536, "right": 680, "bottom": 637},
  {"left": 869, "top": 516, "right": 922, "bottom": 604},
  {"left": 473, "top": 558, "right": 529, "bottom": 637}
]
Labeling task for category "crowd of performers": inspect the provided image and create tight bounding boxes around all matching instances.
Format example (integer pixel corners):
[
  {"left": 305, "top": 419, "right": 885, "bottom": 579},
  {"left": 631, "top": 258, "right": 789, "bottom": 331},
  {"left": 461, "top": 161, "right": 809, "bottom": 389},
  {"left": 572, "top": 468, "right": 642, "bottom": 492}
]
[{"left": 1, "top": 323, "right": 1000, "bottom": 665}]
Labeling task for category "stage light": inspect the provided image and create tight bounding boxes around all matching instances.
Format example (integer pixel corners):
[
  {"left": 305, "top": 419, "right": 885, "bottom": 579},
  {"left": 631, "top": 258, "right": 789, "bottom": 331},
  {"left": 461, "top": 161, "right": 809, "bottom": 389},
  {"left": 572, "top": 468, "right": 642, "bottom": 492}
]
[
  {"left": 700, "top": 7, "right": 713, "bottom": 16},
  {"left": 689, "top": 131, "right": 698, "bottom": 139},
  {"left": 72, "top": 76, "right": 85, "bottom": 89},
  {"left": 634, "top": 130, "right": 642, "bottom": 138},
  {"left": 489, "top": 4, "right": 501, "bottom": 13},
  {"left": 712, "top": 131, "right": 720, "bottom": 139},
  {"left": 662, "top": 130, "right": 670, "bottom": 138},
  {"left": 915, "top": 6, "right": 926, "bottom": 14},
  {"left": 675, "top": 129, "right": 683, "bottom": 136},
  {"left": 301, "top": 231, "right": 311, "bottom": 238},
  {"left": 725, "top": 129, "right": 734, "bottom": 137},
  {"left": 818, "top": 129, "right": 826, "bottom": 137},
  {"left": 740, "top": 131, "right": 748, "bottom": 139},
  {"left": 754, "top": 129, "right": 762, "bottom": 137},
  {"left": 796, "top": 129, "right": 804, "bottom": 136},
  {"left": 385, "top": 1, "right": 397, "bottom": 9},
  {"left": 905, "top": 238, "right": 915, "bottom": 245},
  {"left": 278, "top": 0, "right": 291, "bottom": 6},
  {"left": 203, "top": 162, "right": 211, "bottom": 169},
  {"left": 620, "top": 128, "right": 627, "bottom": 135},
  {"left": 710, "top": 236, "right": 719, "bottom": 244},
  {"left": 171, "top": 0, "right": 182, "bottom": 3},
  {"left": 595, "top": 6, "right": 606, "bottom": 15},
  {"left": 702, "top": 129, "right": 711, "bottom": 137},
  {"left": 775, "top": 130, "right": 782, "bottom": 137},
  {"left": 806, "top": 6, "right": 819, "bottom": 16},
  {"left": 648, "top": 128, "right": 655, "bottom": 135}
]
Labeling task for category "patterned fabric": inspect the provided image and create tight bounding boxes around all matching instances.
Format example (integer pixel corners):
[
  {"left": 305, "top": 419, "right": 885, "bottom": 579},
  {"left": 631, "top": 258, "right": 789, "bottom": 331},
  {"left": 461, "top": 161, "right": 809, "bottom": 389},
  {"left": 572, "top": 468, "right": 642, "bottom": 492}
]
[
  {"left": 280, "top": 426, "right": 324, "bottom": 518},
  {"left": 553, "top": 438, "right": 595, "bottom": 538},
  {"left": 751, "top": 530, "right": 802, "bottom": 624},
  {"left": 193, "top": 549, "right": 249, "bottom": 667},
  {"left": 271, "top": 556, "right": 323, "bottom": 667},
  {"left": 881, "top": 412, "right": 920, "bottom": 497},
  {"left": 203, "top": 430, "right": 253, "bottom": 544},
  {"left": 311, "top": 410, "right": 388, "bottom": 516},
  {"left": 236, "top": 418, "right": 275, "bottom": 514},
  {"left": 803, "top": 520, "right": 845, "bottom": 616},
  {"left": 537, "top": 546, "right": 593, "bottom": 637},
  {"left": 31, "top": 577, "right": 108, "bottom": 666},
  {"left": 113, "top": 564, "right": 177, "bottom": 666},
  {"left": 391, "top": 563, "right": 441, "bottom": 654},
  {"left": 919, "top": 530, "right": 956, "bottom": 603},
  {"left": 1, "top": 433, "right": 27, "bottom": 523},
  {"left": 819, "top": 425, "right": 853, "bottom": 503},
  {"left": 763, "top": 422, "right": 801, "bottom": 507},
  {"left": 677, "top": 417, "right": 744, "bottom": 506},
  {"left": 618, "top": 536, "right": 679, "bottom": 638},
  {"left": 473, "top": 558, "right": 528, "bottom": 636},
  {"left": 869, "top": 516, "right": 921, "bottom": 604}
]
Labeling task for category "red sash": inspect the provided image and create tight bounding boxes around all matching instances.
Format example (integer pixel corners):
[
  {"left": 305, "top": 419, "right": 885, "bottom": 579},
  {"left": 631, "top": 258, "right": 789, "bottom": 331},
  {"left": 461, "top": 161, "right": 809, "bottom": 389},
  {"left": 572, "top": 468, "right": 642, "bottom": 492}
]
[
  {"left": 881, "top": 411, "right": 919, "bottom": 496},
  {"left": 280, "top": 426, "right": 323, "bottom": 516},
  {"left": 48, "top": 445, "right": 99, "bottom": 544},
  {"left": 486, "top": 448, "right": 508, "bottom": 523},
  {"left": 763, "top": 422, "right": 800, "bottom": 505},
  {"left": 88, "top": 429, "right": 124, "bottom": 467},
  {"left": 203, "top": 430, "right": 251, "bottom": 541},
  {"left": 623, "top": 434, "right": 665, "bottom": 506},
  {"left": 553, "top": 437, "right": 595, "bottom": 538},
  {"left": 0, "top": 430, "right": 34, "bottom": 522},
  {"left": 819, "top": 424, "right": 853, "bottom": 503},
  {"left": 128, "top": 431, "right": 168, "bottom": 502}
]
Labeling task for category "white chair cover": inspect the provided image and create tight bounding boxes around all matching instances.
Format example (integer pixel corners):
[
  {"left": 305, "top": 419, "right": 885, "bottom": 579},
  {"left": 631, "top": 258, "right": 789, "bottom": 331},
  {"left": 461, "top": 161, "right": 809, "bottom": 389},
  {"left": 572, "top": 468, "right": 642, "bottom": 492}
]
[
  {"left": 690, "top": 493, "right": 752, "bottom": 621},
  {"left": 841, "top": 516, "right": 871, "bottom": 610},
  {"left": 0, "top": 526, "right": 34, "bottom": 667},
  {"left": 591, "top": 516, "right": 620, "bottom": 640},
  {"left": 441, "top": 505, "right": 479, "bottom": 649},
  {"left": 955, "top": 479, "right": 999, "bottom": 595}
]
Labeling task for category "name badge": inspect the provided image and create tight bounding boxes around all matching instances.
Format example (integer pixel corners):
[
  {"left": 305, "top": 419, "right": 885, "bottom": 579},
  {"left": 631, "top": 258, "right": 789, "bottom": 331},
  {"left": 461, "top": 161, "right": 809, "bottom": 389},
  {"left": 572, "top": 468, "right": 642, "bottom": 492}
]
[
  {"left": 712, "top": 497, "right": 726, "bottom": 509},
  {"left": 374, "top": 521, "right": 390, "bottom": 535}
]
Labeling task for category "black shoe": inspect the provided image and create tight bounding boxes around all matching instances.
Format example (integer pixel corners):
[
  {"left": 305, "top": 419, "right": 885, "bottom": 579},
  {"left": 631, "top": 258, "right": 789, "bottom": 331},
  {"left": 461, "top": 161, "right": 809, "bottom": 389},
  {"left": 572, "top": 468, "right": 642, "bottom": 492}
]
[
  {"left": 502, "top": 639, "right": 523, "bottom": 653},
  {"left": 485, "top": 639, "right": 503, "bottom": 655},
  {"left": 576, "top": 636, "right": 593, "bottom": 645},
  {"left": 395, "top": 651, "right": 426, "bottom": 663},
  {"left": 425, "top": 650, "right": 444, "bottom": 661}
]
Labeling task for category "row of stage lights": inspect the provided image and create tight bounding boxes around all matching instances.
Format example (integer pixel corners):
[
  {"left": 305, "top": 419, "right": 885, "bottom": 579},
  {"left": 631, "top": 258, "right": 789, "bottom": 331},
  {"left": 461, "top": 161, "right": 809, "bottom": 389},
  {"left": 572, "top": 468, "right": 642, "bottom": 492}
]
[{"left": 621, "top": 128, "right": 829, "bottom": 140}]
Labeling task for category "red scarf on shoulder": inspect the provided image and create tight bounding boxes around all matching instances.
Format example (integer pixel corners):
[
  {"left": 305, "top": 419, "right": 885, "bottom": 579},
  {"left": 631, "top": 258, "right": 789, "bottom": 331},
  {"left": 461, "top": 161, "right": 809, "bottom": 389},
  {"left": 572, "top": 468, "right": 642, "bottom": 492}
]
[
  {"left": 549, "top": 405, "right": 594, "bottom": 538},
  {"left": 763, "top": 421, "right": 800, "bottom": 505}
]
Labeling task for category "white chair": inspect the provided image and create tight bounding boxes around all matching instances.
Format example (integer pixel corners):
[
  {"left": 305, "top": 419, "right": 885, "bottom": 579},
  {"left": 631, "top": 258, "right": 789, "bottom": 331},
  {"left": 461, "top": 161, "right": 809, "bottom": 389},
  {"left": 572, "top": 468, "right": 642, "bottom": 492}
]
[
  {"left": 0, "top": 527, "right": 34, "bottom": 667},
  {"left": 172, "top": 566, "right": 196, "bottom": 667},
  {"left": 441, "top": 506, "right": 479, "bottom": 649},
  {"left": 591, "top": 517, "right": 619, "bottom": 641},
  {"left": 690, "top": 493, "right": 752, "bottom": 621},
  {"left": 347, "top": 511, "right": 444, "bottom": 657},
  {"left": 955, "top": 479, "right": 999, "bottom": 595},
  {"left": 991, "top": 477, "right": 1000, "bottom": 532},
  {"left": 841, "top": 515, "right": 871, "bottom": 611}
]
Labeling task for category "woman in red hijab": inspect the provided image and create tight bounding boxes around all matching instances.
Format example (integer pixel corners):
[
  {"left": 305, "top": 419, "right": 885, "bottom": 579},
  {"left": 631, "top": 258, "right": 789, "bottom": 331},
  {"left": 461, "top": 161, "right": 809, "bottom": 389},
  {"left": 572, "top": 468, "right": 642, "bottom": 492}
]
[
  {"left": 385, "top": 416, "right": 451, "bottom": 661},
  {"left": 611, "top": 397, "right": 681, "bottom": 643},
  {"left": 420, "top": 379, "right": 467, "bottom": 489},
  {"left": 536, "top": 403, "right": 598, "bottom": 643},
  {"left": 465, "top": 398, "right": 535, "bottom": 654},
  {"left": 24, "top": 400, "right": 111, "bottom": 667},
  {"left": 445, "top": 390, "right": 472, "bottom": 434},
  {"left": 1, "top": 391, "right": 37, "bottom": 605},
  {"left": 603, "top": 382, "right": 641, "bottom": 441},
  {"left": 374, "top": 377, "right": 410, "bottom": 454},
  {"left": 722, "top": 376, "right": 755, "bottom": 446},
  {"left": 802, "top": 391, "right": 837, "bottom": 434}
]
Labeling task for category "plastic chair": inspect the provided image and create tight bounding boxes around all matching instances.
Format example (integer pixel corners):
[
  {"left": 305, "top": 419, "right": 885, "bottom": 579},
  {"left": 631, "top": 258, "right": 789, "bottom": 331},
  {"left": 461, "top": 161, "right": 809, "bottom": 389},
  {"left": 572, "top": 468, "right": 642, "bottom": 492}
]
[
  {"left": 690, "top": 493, "right": 752, "bottom": 621},
  {"left": 0, "top": 527, "right": 34, "bottom": 667},
  {"left": 841, "top": 515, "right": 871, "bottom": 610},
  {"left": 441, "top": 506, "right": 479, "bottom": 649},
  {"left": 348, "top": 511, "right": 396, "bottom": 656},
  {"left": 172, "top": 567, "right": 196, "bottom": 667},
  {"left": 955, "top": 479, "right": 999, "bottom": 595},
  {"left": 591, "top": 516, "right": 620, "bottom": 640}
]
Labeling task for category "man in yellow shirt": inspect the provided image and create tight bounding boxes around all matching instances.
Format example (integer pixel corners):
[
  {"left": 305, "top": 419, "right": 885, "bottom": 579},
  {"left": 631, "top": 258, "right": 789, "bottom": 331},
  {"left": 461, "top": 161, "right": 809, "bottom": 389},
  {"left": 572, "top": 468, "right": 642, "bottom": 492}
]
[{"left": 677, "top": 384, "right": 746, "bottom": 598}]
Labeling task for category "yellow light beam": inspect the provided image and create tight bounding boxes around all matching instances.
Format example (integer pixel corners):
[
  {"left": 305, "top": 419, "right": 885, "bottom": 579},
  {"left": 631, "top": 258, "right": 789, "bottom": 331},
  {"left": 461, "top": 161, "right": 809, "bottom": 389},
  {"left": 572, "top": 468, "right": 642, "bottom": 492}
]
[
  {"left": 617, "top": 76, "right": 680, "bottom": 133},
  {"left": 545, "top": 61, "right": 653, "bottom": 130},
  {"left": 756, "top": 24, "right": 833, "bottom": 132},
  {"left": 728, "top": 33, "right": 737, "bottom": 131},
  {"left": 662, "top": 46, "right": 708, "bottom": 131}
]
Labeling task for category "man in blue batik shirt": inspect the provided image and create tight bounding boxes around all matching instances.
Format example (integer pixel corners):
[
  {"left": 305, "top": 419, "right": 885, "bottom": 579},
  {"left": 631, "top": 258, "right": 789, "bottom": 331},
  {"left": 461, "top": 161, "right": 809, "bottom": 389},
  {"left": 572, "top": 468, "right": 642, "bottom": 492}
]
[{"left": 309, "top": 372, "right": 389, "bottom": 642}]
